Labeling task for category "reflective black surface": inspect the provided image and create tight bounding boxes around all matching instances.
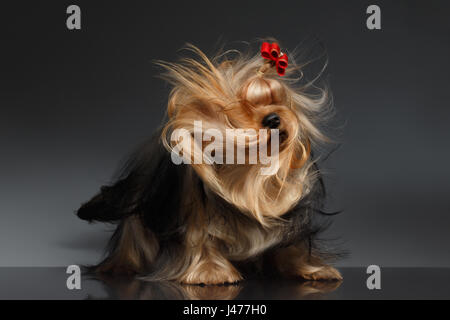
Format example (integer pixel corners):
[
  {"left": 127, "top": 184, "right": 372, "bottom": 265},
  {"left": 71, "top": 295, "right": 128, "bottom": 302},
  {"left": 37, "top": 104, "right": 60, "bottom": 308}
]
[{"left": 0, "top": 267, "right": 449, "bottom": 300}]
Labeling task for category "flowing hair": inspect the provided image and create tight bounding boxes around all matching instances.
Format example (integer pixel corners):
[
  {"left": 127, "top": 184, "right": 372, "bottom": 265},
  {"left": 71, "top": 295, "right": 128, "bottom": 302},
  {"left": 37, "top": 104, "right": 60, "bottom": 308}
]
[{"left": 156, "top": 40, "right": 332, "bottom": 226}]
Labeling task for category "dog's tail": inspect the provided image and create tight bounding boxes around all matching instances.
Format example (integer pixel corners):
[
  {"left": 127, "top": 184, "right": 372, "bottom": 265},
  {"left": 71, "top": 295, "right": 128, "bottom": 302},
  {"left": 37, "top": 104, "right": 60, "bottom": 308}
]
[
  {"left": 76, "top": 130, "right": 165, "bottom": 224},
  {"left": 77, "top": 181, "right": 128, "bottom": 223},
  {"left": 76, "top": 129, "right": 187, "bottom": 230}
]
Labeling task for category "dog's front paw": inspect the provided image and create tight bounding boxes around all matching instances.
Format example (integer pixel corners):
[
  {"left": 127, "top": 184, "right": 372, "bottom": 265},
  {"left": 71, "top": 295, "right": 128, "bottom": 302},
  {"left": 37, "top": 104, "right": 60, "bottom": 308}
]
[
  {"left": 298, "top": 265, "right": 343, "bottom": 281},
  {"left": 180, "top": 262, "right": 243, "bottom": 285},
  {"left": 182, "top": 283, "right": 243, "bottom": 299}
]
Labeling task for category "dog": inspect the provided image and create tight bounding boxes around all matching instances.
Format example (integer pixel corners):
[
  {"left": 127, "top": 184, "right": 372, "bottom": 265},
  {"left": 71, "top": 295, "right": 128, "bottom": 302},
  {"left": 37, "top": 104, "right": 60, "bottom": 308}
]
[{"left": 77, "top": 40, "right": 342, "bottom": 285}]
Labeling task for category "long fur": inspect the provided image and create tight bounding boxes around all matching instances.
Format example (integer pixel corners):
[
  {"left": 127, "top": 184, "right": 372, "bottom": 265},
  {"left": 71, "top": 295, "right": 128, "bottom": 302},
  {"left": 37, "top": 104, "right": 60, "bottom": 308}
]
[{"left": 77, "top": 40, "right": 342, "bottom": 284}]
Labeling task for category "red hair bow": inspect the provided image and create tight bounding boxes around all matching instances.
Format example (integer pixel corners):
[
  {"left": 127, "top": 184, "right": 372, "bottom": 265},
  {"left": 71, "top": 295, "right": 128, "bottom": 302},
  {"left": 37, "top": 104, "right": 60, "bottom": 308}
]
[{"left": 260, "top": 42, "right": 289, "bottom": 76}]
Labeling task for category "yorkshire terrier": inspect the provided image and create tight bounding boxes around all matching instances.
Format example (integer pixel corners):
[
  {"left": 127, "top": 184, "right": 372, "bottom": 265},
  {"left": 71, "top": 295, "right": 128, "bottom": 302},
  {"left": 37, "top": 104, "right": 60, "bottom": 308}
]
[{"left": 77, "top": 40, "right": 342, "bottom": 285}]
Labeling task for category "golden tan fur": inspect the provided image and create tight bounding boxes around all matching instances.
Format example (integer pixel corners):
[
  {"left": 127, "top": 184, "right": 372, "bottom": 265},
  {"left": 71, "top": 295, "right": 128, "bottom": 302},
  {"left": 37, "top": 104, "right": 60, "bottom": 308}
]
[
  {"left": 159, "top": 43, "right": 329, "bottom": 228},
  {"left": 96, "top": 216, "right": 159, "bottom": 275},
  {"left": 83, "top": 40, "right": 341, "bottom": 284}
]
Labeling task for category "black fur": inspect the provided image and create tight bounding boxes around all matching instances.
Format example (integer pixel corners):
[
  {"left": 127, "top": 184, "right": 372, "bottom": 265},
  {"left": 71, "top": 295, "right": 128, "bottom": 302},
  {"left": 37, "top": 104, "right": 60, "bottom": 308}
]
[
  {"left": 77, "top": 131, "right": 187, "bottom": 237},
  {"left": 77, "top": 130, "right": 340, "bottom": 276}
]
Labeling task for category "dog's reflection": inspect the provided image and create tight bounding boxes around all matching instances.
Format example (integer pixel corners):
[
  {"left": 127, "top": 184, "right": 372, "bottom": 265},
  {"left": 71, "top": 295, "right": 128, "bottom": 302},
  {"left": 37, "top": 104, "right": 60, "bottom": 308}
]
[{"left": 89, "top": 274, "right": 341, "bottom": 300}]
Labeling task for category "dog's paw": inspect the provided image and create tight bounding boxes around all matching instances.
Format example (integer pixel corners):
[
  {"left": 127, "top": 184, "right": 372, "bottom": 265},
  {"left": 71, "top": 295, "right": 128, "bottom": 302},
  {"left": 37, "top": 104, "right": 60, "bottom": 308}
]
[
  {"left": 298, "top": 265, "right": 343, "bottom": 281},
  {"left": 296, "top": 278, "right": 343, "bottom": 297},
  {"left": 182, "top": 283, "right": 242, "bottom": 299},
  {"left": 180, "top": 262, "right": 243, "bottom": 285}
]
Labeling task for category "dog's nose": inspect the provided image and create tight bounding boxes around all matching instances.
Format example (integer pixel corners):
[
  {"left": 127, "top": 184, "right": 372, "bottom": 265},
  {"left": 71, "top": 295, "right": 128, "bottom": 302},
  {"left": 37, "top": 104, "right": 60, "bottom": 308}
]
[{"left": 262, "top": 113, "right": 280, "bottom": 129}]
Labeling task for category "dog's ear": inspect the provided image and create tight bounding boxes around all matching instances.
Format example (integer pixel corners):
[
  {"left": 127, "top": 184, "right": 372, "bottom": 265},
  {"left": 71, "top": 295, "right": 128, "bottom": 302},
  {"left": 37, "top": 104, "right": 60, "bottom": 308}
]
[{"left": 76, "top": 130, "right": 186, "bottom": 234}]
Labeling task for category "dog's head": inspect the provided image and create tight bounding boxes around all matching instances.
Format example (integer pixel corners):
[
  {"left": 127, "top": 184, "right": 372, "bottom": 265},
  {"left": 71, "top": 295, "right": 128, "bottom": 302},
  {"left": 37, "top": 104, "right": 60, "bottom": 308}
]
[{"left": 159, "top": 42, "right": 331, "bottom": 225}]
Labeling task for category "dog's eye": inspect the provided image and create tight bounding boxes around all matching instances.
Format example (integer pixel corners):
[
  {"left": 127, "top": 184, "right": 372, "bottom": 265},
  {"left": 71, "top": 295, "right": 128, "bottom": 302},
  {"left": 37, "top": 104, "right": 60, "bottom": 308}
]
[{"left": 262, "top": 113, "right": 280, "bottom": 129}]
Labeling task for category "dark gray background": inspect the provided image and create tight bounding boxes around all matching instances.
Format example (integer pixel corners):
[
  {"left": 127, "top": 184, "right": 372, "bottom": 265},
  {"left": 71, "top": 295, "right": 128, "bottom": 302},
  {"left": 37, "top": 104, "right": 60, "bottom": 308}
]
[{"left": 0, "top": 0, "right": 449, "bottom": 267}]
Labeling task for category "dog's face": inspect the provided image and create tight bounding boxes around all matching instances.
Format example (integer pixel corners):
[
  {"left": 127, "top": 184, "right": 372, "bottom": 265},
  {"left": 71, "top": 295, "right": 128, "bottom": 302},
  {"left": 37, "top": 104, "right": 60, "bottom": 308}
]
[{"left": 159, "top": 45, "right": 327, "bottom": 225}]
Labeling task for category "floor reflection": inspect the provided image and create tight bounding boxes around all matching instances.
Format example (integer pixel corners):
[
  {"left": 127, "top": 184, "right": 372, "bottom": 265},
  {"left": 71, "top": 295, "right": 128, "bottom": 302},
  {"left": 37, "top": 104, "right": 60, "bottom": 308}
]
[
  {"left": 1, "top": 267, "right": 450, "bottom": 299},
  {"left": 88, "top": 274, "right": 342, "bottom": 300}
]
